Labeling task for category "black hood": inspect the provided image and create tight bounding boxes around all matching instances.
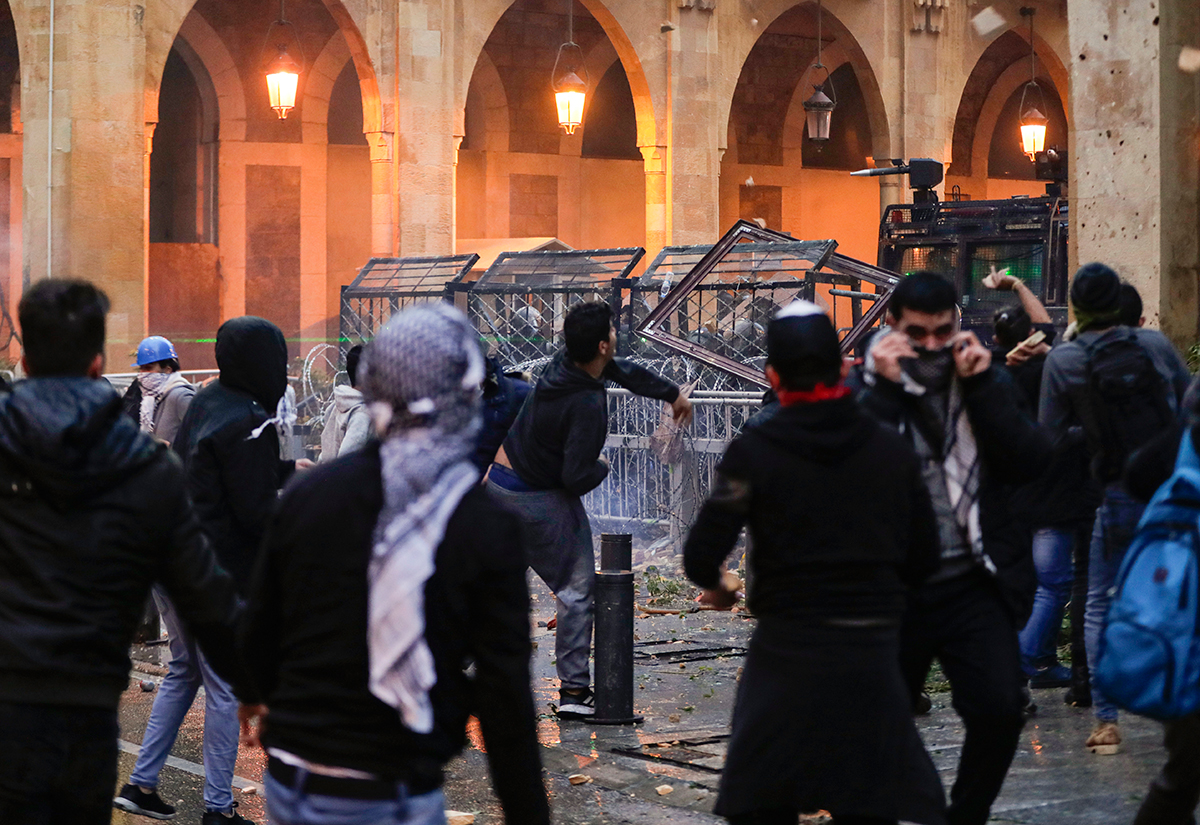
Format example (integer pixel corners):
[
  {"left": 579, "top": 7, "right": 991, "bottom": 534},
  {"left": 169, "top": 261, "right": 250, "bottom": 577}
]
[
  {"left": 216, "top": 316, "right": 288, "bottom": 412},
  {"left": 0, "top": 378, "right": 160, "bottom": 500},
  {"left": 752, "top": 395, "right": 876, "bottom": 465},
  {"left": 534, "top": 349, "right": 602, "bottom": 400}
]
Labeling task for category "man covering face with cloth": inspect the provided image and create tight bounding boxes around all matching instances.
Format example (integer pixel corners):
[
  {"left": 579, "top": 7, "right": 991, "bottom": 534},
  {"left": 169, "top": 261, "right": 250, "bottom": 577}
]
[{"left": 858, "top": 270, "right": 1051, "bottom": 825}]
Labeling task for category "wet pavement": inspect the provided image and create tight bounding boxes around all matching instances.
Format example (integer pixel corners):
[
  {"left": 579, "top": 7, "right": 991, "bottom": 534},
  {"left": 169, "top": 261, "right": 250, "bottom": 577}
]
[{"left": 116, "top": 577, "right": 1173, "bottom": 825}]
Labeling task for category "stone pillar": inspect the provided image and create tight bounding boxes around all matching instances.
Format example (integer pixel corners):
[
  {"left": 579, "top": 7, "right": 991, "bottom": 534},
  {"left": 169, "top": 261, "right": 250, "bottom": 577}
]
[
  {"left": 667, "top": 1, "right": 720, "bottom": 246},
  {"left": 20, "top": 0, "right": 148, "bottom": 363},
  {"left": 640, "top": 144, "right": 668, "bottom": 255},
  {"left": 366, "top": 130, "right": 395, "bottom": 256},
  {"left": 394, "top": 2, "right": 456, "bottom": 256},
  {"left": 143, "top": 121, "right": 156, "bottom": 329},
  {"left": 1069, "top": 0, "right": 1200, "bottom": 345}
]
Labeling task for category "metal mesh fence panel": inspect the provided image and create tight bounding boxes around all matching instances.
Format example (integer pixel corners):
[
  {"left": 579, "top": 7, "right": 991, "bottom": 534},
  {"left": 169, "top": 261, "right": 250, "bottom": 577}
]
[{"left": 584, "top": 389, "right": 762, "bottom": 569}]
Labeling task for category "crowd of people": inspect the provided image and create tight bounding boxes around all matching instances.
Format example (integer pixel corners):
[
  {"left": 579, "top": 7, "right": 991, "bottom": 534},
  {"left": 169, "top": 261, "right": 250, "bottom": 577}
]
[{"left": 0, "top": 261, "right": 1197, "bottom": 825}]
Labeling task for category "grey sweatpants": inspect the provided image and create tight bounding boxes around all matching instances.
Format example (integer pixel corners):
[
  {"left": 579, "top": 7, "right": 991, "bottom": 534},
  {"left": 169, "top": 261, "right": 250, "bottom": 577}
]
[{"left": 487, "top": 482, "right": 595, "bottom": 690}]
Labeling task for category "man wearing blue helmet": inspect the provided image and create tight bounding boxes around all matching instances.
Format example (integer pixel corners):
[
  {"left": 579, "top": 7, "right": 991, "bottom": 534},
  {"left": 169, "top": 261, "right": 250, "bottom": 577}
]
[{"left": 130, "top": 336, "right": 195, "bottom": 446}]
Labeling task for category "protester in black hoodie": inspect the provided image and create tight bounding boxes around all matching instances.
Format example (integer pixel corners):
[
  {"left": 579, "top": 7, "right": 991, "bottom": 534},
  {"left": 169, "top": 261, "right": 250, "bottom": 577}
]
[
  {"left": 118, "top": 316, "right": 308, "bottom": 825},
  {"left": 173, "top": 316, "right": 305, "bottom": 583},
  {"left": 489, "top": 301, "right": 691, "bottom": 718},
  {"left": 685, "top": 300, "right": 945, "bottom": 825},
  {"left": 0, "top": 280, "right": 243, "bottom": 825}
]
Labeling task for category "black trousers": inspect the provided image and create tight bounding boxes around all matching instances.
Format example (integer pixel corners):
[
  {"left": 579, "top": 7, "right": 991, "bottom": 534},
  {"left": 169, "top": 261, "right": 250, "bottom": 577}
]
[
  {"left": 899, "top": 571, "right": 1026, "bottom": 825},
  {"left": 1133, "top": 712, "right": 1200, "bottom": 825},
  {"left": 0, "top": 701, "right": 119, "bottom": 825}
]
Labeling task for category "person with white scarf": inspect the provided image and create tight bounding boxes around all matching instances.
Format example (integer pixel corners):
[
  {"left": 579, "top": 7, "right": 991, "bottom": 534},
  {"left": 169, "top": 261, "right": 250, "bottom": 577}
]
[
  {"left": 237, "top": 304, "right": 550, "bottom": 825},
  {"left": 131, "top": 335, "right": 195, "bottom": 445},
  {"left": 858, "top": 270, "right": 1051, "bottom": 825}
]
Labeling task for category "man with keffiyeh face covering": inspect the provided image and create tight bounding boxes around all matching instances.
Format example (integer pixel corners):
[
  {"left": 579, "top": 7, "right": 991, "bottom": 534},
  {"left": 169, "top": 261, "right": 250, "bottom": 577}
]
[
  {"left": 859, "top": 271, "right": 1052, "bottom": 825},
  {"left": 237, "top": 304, "right": 550, "bottom": 825},
  {"left": 683, "top": 300, "right": 946, "bottom": 825}
]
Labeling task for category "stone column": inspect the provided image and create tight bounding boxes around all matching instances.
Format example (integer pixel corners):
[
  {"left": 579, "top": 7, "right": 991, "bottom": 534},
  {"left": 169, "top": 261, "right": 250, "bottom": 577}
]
[
  {"left": 667, "top": 0, "right": 720, "bottom": 246},
  {"left": 640, "top": 144, "right": 668, "bottom": 255},
  {"left": 1069, "top": 0, "right": 1200, "bottom": 345},
  {"left": 394, "top": 1, "right": 456, "bottom": 256},
  {"left": 20, "top": 0, "right": 149, "bottom": 362},
  {"left": 366, "top": 130, "right": 395, "bottom": 256}
]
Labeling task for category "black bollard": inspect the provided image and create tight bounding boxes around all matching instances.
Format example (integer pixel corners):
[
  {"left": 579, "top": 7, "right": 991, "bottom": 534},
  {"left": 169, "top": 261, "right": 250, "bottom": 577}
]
[
  {"left": 594, "top": 533, "right": 642, "bottom": 725},
  {"left": 600, "top": 533, "right": 632, "bottom": 572}
]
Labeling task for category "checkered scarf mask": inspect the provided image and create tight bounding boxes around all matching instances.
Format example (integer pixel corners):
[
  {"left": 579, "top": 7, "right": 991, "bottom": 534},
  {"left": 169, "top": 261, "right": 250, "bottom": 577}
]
[{"left": 360, "top": 303, "right": 484, "bottom": 733}]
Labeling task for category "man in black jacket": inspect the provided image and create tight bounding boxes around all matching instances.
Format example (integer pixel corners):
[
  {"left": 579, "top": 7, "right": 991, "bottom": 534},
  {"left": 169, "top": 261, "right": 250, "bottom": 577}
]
[
  {"left": 859, "top": 271, "right": 1051, "bottom": 825},
  {"left": 488, "top": 300, "right": 691, "bottom": 718},
  {"left": 0, "top": 280, "right": 243, "bottom": 825},
  {"left": 685, "top": 301, "right": 946, "bottom": 825},
  {"left": 118, "top": 316, "right": 308, "bottom": 825},
  {"left": 237, "top": 303, "right": 549, "bottom": 825}
]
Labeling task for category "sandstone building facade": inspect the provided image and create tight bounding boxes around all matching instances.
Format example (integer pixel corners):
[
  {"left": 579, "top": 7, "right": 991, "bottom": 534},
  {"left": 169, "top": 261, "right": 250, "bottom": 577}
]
[{"left": 0, "top": 0, "right": 1195, "bottom": 364}]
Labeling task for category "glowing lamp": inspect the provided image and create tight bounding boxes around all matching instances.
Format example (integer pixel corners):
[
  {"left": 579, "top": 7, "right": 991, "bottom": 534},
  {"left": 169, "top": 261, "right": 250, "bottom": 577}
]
[
  {"left": 555, "top": 72, "right": 587, "bottom": 135},
  {"left": 803, "top": 87, "right": 836, "bottom": 142},
  {"left": 1020, "top": 107, "right": 1048, "bottom": 159},
  {"left": 266, "top": 48, "right": 301, "bottom": 120}
]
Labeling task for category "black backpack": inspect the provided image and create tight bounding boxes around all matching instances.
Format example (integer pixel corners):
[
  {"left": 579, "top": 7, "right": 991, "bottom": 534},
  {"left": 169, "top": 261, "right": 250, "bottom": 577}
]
[{"left": 1076, "top": 329, "right": 1175, "bottom": 483}]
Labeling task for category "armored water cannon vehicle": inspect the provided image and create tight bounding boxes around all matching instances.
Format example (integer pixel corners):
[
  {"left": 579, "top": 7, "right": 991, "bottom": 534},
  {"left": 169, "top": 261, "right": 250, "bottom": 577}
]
[{"left": 855, "top": 152, "right": 1070, "bottom": 337}]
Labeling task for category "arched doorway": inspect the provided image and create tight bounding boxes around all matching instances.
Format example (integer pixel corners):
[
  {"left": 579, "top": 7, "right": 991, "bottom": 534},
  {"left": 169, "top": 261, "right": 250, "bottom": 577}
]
[
  {"left": 720, "top": 2, "right": 883, "bottom": 264},
  {"left": 148, "top": 0, "right": 378, "bottom": 363},
  {"left": 456, "top": 0, "right": 647, "bottom": 252},
  {"left": 947, "top": 30, "right": 1069, "bottom": 202},
  {"left": 0, "top": 0, "right": 20, "bottom": 360}
]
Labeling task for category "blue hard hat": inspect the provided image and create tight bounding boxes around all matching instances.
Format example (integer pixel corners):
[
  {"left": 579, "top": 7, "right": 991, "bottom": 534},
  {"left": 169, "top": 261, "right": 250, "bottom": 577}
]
[{"left": 133, "top": 336, "right": 179, "bottom": 367}]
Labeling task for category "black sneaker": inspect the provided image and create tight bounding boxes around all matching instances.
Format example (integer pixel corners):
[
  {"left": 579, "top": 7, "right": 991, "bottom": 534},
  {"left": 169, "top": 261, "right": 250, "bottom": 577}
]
[
  {"left": 200, "top": 803, "right": 255, "bottom": 825},
  {"left": 557, "top": 687, "right": 596, "bottom": 719},
  {"left": 114, "top": 784, "right": 177, "bottom": 820}
]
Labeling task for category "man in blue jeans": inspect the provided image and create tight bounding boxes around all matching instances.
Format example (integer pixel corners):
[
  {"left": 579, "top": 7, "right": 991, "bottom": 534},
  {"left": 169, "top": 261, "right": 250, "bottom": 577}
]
[
  {"left": 1039, "top": 263, "right": 1190, "bottom": 754},
  {"left": 117, "top": 317, "right": 310, "bottom": 824}
]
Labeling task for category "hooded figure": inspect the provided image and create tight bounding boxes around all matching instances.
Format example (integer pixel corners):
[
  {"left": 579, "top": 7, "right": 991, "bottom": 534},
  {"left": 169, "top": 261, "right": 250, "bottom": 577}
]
[
  {"left": 684, "top": 301, "right": 946, "bottom": 825},
  {"left": 237, "top": 304, "right": 550, "bottom": 825},
  {"left": 172, "top": 316, "right": 295, "bottom": 585}
]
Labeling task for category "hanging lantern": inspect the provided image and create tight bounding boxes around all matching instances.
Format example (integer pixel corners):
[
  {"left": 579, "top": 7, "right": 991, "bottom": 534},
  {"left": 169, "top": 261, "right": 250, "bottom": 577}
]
[
  {"left": 1017, "top": 8, "right": 1046, "bottom": 161},
  {"left": 800, "top": 0, "right": 837, "bottom": 143},
  {"left": 803, "top": 86, "right": 836, "bottom": 142},
  {"left": 1019, "top": 107, "right": 1048, "bottom": 159},
  {"left": 260, "top": 0, "right": 306, "bottom": 120},
  {"left": 555, "top": 71, "right": 587, "bottom": 135},
  {"left": 266, "top": 47, "right": 301, "bottom": 120},
  {"left": 551, "top": 0, "right": 589, "bottom": 135}
]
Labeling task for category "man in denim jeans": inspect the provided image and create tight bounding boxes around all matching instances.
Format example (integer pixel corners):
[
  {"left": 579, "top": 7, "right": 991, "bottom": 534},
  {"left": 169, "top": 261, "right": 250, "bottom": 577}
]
[{"left": 1039, "top": 263, "right": 1190, "bottom": 754}]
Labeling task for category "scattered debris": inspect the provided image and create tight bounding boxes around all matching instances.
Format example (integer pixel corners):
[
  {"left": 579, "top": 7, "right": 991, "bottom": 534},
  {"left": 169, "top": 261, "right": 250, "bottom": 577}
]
[
  {"left": 1181, "top": 46, "right": 1200, "bottom": 74},
  {"left": 446, "top": 812, "right": 476, "bottom": 825},
  {"left": 241, "top": 785, "right": 258, "bottom": 796},
  {"left": 971, "top": 6, "right": 1007, "bottom": 39},
  {"left": 744, "top": 176, "right": 755, "bottom": 187},
  {"left": 668, "top": 713, "right": 681, "bottom": 723},
  {"left": 656, "top": 784, "right": 675, "bottom": 796},
  {"left": 568, "top": 774, "right": 593, "bottom": 785},
  {"left": 139, "top": 679, "right": 156, "bottom": 692}
]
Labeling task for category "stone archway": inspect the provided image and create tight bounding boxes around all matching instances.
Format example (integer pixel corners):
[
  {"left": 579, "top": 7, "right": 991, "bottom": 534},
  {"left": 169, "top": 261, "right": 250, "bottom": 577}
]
[
  {"left": 456, "top": 0, "right": 651, "bottom": 252},
  {"left": 719, "top": 2, "right": 885, "bottom": 263},
  {"left": 717, "top": 0, "right": 890, "bottom": 164}
]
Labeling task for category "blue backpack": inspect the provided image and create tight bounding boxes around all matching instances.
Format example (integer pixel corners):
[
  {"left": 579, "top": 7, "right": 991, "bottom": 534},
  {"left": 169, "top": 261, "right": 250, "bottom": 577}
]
[{"left": 1095, "top": 430, "right": 1200, "bottom": 720}]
